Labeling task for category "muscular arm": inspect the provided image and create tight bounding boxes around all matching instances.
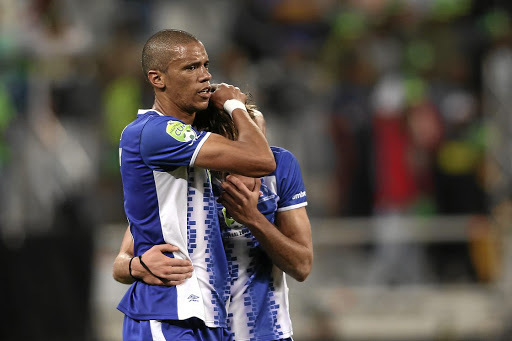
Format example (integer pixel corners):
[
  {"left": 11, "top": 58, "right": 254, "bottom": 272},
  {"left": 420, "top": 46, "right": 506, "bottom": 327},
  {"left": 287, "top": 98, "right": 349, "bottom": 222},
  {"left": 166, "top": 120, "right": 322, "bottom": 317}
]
[
  {"left": 194, "top": 83, "right": 275, "bottom": 177},
  {"left": 112, "top": 226, "right": 194, "bottom": 286},
  {"left": 218, "top": 175, "right": 313, "bottom": 282}
]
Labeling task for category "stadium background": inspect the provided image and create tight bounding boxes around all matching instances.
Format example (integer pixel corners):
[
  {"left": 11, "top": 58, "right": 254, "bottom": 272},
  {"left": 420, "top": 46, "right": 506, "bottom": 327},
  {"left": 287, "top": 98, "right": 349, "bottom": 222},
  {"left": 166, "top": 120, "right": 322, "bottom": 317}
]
[{"left": 1, "top": 0, "right": 511, "bottom": 340}]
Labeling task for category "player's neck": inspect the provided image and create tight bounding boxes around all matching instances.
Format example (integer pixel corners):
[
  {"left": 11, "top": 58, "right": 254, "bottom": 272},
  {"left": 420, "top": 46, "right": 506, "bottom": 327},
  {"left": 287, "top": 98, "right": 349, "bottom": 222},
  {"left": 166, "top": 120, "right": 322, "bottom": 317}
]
[{"left": 152, "top": 98, "right": 195, "bottom": 125}]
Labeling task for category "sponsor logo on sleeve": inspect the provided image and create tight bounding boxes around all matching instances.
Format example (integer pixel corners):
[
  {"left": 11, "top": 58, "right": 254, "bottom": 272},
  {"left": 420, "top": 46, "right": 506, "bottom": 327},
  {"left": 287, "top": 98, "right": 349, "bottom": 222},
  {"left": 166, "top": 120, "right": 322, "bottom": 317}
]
[
  {"left": 292, "top": 191, "right": 306, "bottom": 200},
  {"left": 166, "top": 120, "right": 197, "bottom": 142}
]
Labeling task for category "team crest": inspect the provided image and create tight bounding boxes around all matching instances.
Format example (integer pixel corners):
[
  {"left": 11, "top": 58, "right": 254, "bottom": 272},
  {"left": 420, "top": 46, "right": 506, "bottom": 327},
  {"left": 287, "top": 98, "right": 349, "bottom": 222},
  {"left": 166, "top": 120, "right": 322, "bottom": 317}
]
[{"left": 166, "top": 120, "right": 197, "bottom": 142}]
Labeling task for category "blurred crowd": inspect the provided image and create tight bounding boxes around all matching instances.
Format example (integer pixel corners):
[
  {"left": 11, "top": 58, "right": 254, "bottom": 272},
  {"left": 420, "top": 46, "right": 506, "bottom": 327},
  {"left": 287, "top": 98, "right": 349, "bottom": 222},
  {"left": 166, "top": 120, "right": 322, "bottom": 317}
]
[{"left": 1, "top": 0, "right": 511, "bottom": 232}]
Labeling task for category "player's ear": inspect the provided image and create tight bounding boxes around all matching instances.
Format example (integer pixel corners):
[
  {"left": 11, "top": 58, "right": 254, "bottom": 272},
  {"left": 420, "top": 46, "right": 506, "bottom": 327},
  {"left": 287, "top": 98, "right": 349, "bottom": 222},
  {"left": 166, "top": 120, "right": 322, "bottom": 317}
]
[{"left": 148, "top": 70, "right": 165, "bottom": 89}]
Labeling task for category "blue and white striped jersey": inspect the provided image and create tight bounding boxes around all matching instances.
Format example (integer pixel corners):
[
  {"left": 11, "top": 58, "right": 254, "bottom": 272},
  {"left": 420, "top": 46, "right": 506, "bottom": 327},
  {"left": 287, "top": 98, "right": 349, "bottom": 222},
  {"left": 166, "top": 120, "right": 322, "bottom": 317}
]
[
  {"left": 220, "top": 146, "right": 308, "bottom": 341},
  {"left": 117, "top": 109, "right": 229, "bottom": 328}
]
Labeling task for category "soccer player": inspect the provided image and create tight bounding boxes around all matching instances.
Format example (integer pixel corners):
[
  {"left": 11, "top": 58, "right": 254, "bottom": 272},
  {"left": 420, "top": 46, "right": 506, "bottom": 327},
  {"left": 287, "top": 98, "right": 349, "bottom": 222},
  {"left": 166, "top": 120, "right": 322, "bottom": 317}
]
[
  {"left": 117, "top": 29, "right": 275, "bottom": 340},
  {"left": 115, "top": 105, "right": 313, "bottom": 340}
]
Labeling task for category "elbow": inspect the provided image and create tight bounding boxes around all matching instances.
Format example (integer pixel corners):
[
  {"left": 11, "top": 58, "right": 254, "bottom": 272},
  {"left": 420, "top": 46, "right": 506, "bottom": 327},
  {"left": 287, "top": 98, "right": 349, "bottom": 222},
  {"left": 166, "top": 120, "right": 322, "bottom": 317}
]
[
  {"left": 292, "top": 256, "right": 313, "bottom": 282},
  {"left": 112, "top": 264, "right": 131, "bottom": 285},
  {"left": 293, "top": 268, "right": 310, "bottom": 282},
  {"left": 243, "top": 157, "right": 276, "bottom": 177},
  {"left": 254, "top": 156, "right": 276, "bottom": 177},
  {"left": 112, "top": 270, "right": 121, "bottom": 283},
  {"left": 265, "top": 157, "right": 277, "bottom": 174}
]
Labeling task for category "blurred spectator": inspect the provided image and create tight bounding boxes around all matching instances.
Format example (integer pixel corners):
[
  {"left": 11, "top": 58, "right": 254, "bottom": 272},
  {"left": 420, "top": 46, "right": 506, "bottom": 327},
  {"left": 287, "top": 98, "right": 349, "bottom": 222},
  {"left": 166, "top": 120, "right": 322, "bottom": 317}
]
[
  {"left": 365, "top": 73, "right": 436, "bottom": 285},
  {"left": 327, "top": 51, "right": 375, "bottom": 216},
  {"left": 371, "top": 73, "right": 417, "bottom": 214},
  {"left": 435, "top": 91, "right": 486, "bottom": 214}
]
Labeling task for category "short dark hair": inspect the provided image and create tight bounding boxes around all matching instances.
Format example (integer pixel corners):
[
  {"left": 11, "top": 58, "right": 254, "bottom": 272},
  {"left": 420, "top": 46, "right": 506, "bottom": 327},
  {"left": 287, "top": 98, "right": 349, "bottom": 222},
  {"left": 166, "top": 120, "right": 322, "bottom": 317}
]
[{"left": 141, "top": 29, "right": 199, "bottom": 77}]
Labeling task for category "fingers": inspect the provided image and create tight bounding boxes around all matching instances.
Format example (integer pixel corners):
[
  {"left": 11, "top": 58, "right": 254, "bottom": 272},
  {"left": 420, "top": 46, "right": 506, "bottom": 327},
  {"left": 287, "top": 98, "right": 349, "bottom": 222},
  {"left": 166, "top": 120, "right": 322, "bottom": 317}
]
[
  {"left": 146, "top": 262, "right": 194, "bottom": 286},
  {"left": 253, "top": 178, "right": 262, "bottom": 192},
  {"left": 220, "top": 182, "right": 245, "bottom": 206},
  {"left": 155, "top": 243, "right": 180, "bottom": 253},
  {"left": 153, "top": 258, "right": 194, "bottom": 278},
  {"left": 153, "top": 244, "right": 192, "bottom": 266},
  {"left": 158, "top": 267, "right": 194, "bottom": 286},
  {"left": 164, "top": 270, "right": 193, "bottom": 279},
  {"left": 221, "top": 178, "right": 241, "bottom": 195},
  {"left": 163, "top": 279, "right": 189, "bottom": 286},
  {"left": 162, "top": 263, "right": 194, "bottom": 275},
  {"left": 212, "top": 83, "right": 245, "bottom": 99},
  {"left": 214, "top": 83, "right": 240, "bottom": 91},
  {"left": 146, "top": 274, "right": 193, "bottom": 286},
  {"left": 218, "top": 192, "right": 238, "bottom": 211},
  {"left": 222, "top": 175, "right": 250, "bottom": 194}
]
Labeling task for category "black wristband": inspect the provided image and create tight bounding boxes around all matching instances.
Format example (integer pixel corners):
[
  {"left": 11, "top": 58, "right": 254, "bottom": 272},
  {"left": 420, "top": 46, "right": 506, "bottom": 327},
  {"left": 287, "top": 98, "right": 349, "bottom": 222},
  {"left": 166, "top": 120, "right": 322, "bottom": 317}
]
[
  {"left": 139, "top": 255, "right": 169, "bottom": 283},
  {"left": 129, "top": 256, "right": 138, "bottom": 280}
]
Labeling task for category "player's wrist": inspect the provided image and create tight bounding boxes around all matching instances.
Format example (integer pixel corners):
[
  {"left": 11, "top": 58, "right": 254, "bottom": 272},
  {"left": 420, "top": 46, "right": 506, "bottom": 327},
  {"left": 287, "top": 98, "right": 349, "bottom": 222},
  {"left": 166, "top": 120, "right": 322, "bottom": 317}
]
[
  {"left": 131, "top": 256, "right": 149, "bottom": 279},
  {"left": 223, "top": 99, "right": 247, "bottom": 119},
  {"left": 129, "top": 256, "right": 141, "bottom": 281}
]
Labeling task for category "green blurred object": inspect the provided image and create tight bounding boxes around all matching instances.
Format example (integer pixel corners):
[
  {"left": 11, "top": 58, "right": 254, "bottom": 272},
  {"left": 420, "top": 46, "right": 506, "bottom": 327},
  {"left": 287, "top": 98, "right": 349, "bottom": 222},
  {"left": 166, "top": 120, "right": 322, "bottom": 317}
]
[
  {"left": 404, "top": 75, "right": 428, "bottom": 106},
  {"left": 431, "top": 0, "right": 473, "bottom": 22},
  {"left": 0, "top": 83, "right": 15, "bottom": 132},
  {"left": 438, "top": 141, "right": 480, "bottom": 175},
  {"left": 405, "top": 40, "right": 435, "bottom": 73},
  {"left": 411, "top": 195, "right": 438, "bottom": 216},
  {"left": 333, "top": 10, "right": 367, "bottom": 41},
  {"left": 103, "top": 76, "right": 142, "bottom": 173},
  {"left": 0, "top": 83, "right": 15, "bottom": 167},
  {"left": 103, "top": 76, "right": 142, "bottom": 144},
  {"left": 479, "top": 9, "right": 511, "bottom": 39}
]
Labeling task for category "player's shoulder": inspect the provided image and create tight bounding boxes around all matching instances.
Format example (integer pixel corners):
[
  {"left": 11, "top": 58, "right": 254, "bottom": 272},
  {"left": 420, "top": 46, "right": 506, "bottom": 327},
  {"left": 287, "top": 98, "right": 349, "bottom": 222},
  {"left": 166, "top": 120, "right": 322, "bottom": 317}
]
[
  {"left": 270, "top": 145, "right": 295, "bottom": 157},
  {"left": 125, "top": 109, "right": 166, "bottom": 130},
  {"left": 139, "top": 111, "right": 192, "bottom": 133},
  {"left": 270, "top": 146, "right": 298, "bottom": 165}
]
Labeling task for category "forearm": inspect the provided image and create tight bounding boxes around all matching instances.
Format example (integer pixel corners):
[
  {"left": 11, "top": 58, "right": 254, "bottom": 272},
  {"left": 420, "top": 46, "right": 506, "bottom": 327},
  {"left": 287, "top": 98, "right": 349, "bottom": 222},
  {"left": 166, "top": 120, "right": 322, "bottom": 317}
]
[
  {"left": 113, "top": 251, "right": 149, "bottom": 285},
  {"left": 205, "top": 84, "right": 275, "bottom": 176},
  {"left": 232, "top": 108, "right": 275, "bottom": 175},
  {"left": 246, "top": 213, "right": 312, "bottom": 282},
  {"left": 113, "top": 226, "right": 137, "bottom": 284},
  {"left": 113, "top": 252, "right": 134, "bottom": 284},
  {"left": 112, "top": 225, "right": 164, "bottom": 285},
  {"left": 114, "top": 249, "right": 194, "bottom": 287}
]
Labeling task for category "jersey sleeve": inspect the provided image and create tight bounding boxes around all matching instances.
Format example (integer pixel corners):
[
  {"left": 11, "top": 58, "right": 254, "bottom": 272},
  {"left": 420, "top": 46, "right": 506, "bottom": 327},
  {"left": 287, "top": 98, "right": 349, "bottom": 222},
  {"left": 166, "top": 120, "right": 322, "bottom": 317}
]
[
  {"left": 274, "top": 149, "right": 307, "bottom": 212},
  {"left": 140, "top": 117, "right": 211, "bottom": 170}
]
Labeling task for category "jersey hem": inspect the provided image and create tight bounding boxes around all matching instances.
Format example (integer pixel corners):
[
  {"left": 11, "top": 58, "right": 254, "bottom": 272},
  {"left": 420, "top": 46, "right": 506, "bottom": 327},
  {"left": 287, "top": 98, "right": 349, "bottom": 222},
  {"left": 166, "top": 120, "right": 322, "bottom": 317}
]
[
  {"left": 117, "top": 304, "right": 178, "bottom": 320},
  {"left": 117, "top": 306, "right": 227, "bottom": 328},
  {"left": 233, "top": 329, "right": 293, "bottom": 341}
]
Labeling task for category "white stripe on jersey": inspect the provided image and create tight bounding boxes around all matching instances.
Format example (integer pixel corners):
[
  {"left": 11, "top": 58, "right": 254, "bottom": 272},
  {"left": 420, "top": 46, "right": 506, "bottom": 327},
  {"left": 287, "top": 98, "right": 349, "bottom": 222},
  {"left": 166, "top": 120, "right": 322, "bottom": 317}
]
[
  {"left": 154, "top": 167, "right": 205, "bottom": 322},
  {"left": 149, "top": 321, "right": 166, "bottom": 341}
]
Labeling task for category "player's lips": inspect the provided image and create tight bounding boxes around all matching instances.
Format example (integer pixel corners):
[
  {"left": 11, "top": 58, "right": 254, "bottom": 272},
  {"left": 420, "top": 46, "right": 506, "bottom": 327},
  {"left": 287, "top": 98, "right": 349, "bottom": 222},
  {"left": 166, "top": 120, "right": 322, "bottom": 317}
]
[{"left": 198, "top": 86, "right": 212, "bottom": 99}]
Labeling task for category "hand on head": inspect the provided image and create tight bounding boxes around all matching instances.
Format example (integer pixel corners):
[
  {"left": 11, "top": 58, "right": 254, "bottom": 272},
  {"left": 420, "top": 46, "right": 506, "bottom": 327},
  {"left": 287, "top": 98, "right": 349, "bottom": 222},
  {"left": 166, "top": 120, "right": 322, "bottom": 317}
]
[{"left": 210, "top": 83, "right": 247, "bottom": 110}]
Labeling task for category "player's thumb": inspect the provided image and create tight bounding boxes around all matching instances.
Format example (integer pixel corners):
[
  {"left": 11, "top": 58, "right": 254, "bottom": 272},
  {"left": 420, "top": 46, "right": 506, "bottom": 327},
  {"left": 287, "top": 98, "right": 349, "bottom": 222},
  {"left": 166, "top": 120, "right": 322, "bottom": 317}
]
[{"left": 157, "top": 243, "right": 180, "bottom": 253}]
